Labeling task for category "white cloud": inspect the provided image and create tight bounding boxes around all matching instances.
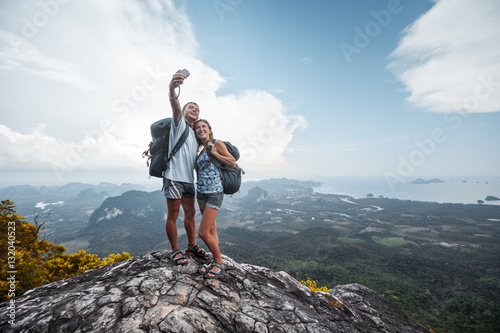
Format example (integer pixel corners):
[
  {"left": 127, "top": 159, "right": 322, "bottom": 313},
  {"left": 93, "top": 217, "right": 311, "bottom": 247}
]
[
  {"left": 0, "top": 31, "right": 96, "bottom": 89},
  {"left": 201, "top": 90, "right": 307, "bottom": 172},
  {"left": 0, "top": 0, "right": 305, "bottom": 179},
  {"left": 0, "top": 123, "right": 141, "bottom": 172},
  {"left": 387, "top": 0, "right": 500, "bottom": 113}
]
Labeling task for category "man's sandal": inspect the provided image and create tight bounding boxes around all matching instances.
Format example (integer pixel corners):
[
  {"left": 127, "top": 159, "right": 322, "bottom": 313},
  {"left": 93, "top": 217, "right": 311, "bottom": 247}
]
[
  {"left": 204, "top": 262, "right": 225, "bottom": 279},
  {"left": 170, "top": 249, "right": 187, "bottom": 265},
  {"left": 185, "top": 244, "right": 208, "bottom": 258}
]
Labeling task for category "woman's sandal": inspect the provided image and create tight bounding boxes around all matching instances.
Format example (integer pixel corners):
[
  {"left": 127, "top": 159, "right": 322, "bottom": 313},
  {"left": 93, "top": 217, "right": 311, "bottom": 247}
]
[
  {"left": 198, "top": 261, "right": 212, "bottom": 275},
  {"left": 204, "top": 262, "right": 225, "bottom": 279},
  {"left": 170, "top": 249, "right": 187, "bottom": 265},
  {"left": 186, "top": 244, "right": 209, "bottom": 259}
]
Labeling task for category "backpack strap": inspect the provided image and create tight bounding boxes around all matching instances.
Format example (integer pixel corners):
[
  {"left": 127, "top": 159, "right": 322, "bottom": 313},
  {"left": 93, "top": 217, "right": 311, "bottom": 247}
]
[
  {"left": 207, "top": 139, "right": 223, "bottom": 169},
  {"left": 165, "top": 121, "right": 190, "bottom": 169},
  {"left": 207, "top": 140, "right": 244, "bottom": 175}
]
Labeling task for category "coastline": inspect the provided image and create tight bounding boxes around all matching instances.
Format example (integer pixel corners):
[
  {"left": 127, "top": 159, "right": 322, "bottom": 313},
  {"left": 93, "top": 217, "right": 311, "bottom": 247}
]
[{"left": 311, "top": 176, "right": 500, "bottom": 206}]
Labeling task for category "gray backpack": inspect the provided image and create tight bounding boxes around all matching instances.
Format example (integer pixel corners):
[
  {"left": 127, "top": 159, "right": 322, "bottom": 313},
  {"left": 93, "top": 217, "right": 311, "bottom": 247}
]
[{"left": 142, "top": 118, "right": 189, "bottom": 178}]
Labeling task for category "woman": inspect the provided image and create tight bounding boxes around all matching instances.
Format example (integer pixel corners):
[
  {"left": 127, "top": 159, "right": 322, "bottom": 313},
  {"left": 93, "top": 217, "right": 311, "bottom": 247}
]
[{"left": 194, "top": 119, "right": 236, "bottom": 279}]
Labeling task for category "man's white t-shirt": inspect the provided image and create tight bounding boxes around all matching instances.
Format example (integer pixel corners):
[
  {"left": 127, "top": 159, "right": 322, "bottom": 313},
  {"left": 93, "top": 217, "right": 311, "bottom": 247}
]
[{"left": 163, "top": 119, "right": 197, "bottom": 183}]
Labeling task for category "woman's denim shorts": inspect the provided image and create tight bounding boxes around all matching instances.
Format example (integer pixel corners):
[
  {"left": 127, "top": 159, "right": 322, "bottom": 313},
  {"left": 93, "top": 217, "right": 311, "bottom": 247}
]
[{"left": 196, "top": 191, "right": 224, "bottom": 210}]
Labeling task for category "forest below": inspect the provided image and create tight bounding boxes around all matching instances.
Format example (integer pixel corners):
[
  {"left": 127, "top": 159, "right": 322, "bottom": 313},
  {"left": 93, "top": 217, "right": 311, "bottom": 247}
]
[{"left": 214, "top": 226, "right": 499, "bottom": 333}]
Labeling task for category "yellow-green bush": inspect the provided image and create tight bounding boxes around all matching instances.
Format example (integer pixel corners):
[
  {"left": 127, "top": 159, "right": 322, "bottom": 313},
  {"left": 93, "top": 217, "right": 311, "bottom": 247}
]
[
  {"left": 300, "top": 278, "right": 329, "bottom": 292},
  {"left": 0, "top": 200, "right": 132, "bottom": 302}
]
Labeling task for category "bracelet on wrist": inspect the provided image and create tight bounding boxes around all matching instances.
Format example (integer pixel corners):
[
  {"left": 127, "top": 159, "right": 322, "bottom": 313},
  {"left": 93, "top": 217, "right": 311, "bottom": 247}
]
[{"left": 169, "top": 86, "right": 181, "bottom": 100}]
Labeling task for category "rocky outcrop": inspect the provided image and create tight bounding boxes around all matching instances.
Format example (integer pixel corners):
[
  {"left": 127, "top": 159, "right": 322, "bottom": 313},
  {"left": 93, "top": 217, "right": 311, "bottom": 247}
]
[
  {"left": 0, "top": 251, "right": 428, "bottom": 332},
  {"left": 245, "top": 187, "right": 268, "bottom": 204}
]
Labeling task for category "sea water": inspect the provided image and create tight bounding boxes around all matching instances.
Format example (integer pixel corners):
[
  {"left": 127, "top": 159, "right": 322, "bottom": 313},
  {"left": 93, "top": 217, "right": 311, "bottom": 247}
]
[{"left": 312, "top": 176, "right": 500, "bottom": 206}]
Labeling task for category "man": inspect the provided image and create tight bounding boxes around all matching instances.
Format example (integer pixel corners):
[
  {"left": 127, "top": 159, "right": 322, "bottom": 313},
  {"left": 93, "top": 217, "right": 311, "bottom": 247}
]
[{"left": 164, "top": 70, "right": 207, "bottom": 264}]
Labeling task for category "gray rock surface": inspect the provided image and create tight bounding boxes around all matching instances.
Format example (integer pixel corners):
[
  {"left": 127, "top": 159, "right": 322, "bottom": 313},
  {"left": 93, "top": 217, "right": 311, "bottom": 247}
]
[{"left": 0, "top": 250, "right": 428, "bottom": 332}]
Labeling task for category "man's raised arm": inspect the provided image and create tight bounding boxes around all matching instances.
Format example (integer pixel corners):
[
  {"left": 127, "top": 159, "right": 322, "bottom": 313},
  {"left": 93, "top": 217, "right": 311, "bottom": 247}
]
[{"left": 169, "top": 71, "right": 187, "bottom": 125}]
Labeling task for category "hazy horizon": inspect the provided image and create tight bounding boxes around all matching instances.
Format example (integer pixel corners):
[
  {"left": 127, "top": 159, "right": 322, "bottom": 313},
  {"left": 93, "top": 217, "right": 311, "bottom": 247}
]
[
  {"left": 1, "top": 171, "right": 499, "bottom": 206},
  {"left": 1, "top": 170, "right": 499, "bottom": 188}
]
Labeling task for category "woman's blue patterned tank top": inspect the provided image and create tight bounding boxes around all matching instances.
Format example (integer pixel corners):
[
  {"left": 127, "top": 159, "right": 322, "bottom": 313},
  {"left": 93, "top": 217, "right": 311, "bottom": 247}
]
[{"left": 197, "top": 150, "right": 223, "bottom": 193}]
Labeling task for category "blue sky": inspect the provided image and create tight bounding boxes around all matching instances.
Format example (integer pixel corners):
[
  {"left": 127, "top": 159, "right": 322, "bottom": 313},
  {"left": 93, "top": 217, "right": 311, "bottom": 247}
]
[{"left": 0, "top": 0, "right": 499, "bottom": 188}]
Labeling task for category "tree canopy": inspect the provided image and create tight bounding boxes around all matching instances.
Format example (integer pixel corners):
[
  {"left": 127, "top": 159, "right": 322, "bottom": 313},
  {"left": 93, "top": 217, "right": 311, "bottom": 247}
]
[{"left": 0, "top": 200, "right": 131, "bottom": 301}]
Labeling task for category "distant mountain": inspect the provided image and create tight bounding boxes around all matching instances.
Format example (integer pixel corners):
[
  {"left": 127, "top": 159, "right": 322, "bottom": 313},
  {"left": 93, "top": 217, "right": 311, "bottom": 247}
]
[
  {"left": 411, "top": 178, "right": 445, "bottom": 184},
  {"left": 0, "top": 182, "right": 149, "bottom": 252},
  {"left": 84, "top": 190, "right": 168, "bottom": 257},
  {"left": 79, "top": 179, "right": 500, "bottom": 260},
  {"left": 241, "top": 186, "right": 270, "bottom": 208},
  {"left": 240, "top": 177, "right": 321, "bottom": 194},
  {"left": 0, "top": 182, "right": 147, "bottom": 199},
  {"left": 78, "top": 178, "right": 324, "bottom": 257}
]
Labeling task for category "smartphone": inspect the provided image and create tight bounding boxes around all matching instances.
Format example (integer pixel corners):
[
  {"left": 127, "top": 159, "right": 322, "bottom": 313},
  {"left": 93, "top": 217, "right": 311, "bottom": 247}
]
[{"left": 178, "top": 69, "right": 190, "bottom": 77}]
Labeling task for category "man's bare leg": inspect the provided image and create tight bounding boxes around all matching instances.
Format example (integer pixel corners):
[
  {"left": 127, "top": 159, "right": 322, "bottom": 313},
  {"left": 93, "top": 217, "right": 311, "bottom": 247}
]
[{"left": 166, "top": 198, "right": 186, "bottom": 263}]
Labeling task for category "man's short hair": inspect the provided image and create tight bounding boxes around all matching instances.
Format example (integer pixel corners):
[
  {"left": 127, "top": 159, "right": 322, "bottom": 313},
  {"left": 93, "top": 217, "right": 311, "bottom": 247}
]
[{"left": 182, "top": 102, "right": 198, "bottom": 111}]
